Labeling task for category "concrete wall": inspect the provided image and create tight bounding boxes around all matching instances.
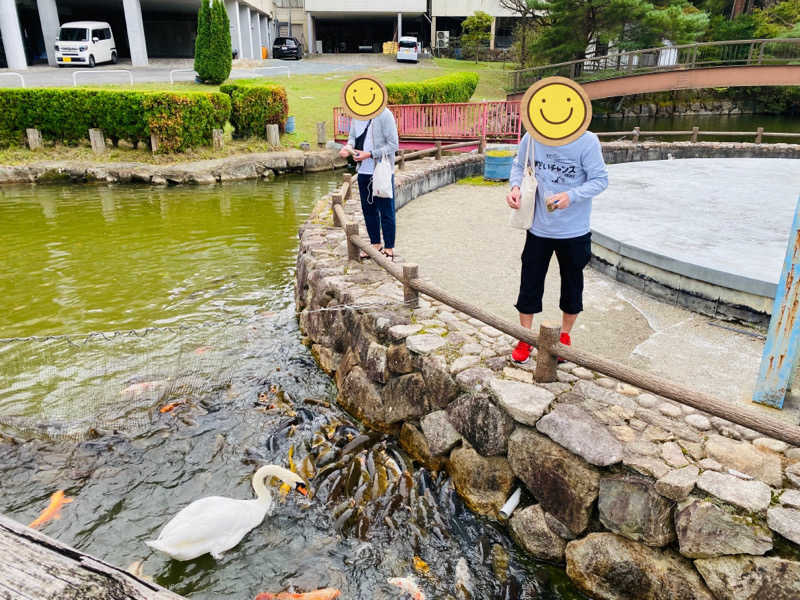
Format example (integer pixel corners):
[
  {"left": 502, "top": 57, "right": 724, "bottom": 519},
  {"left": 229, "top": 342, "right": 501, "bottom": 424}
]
[
  {"left": 305, "top": 0, "right": 426, "bottom": 12},
  {"left": 431, "top": 0, "right": 516, "bottom": 17}
]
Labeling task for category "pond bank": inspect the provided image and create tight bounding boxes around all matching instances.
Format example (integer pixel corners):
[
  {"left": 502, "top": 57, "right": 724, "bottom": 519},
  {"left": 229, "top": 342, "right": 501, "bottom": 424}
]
[{"left": 296, "top": 154, "right": 800, "bottom": 600}]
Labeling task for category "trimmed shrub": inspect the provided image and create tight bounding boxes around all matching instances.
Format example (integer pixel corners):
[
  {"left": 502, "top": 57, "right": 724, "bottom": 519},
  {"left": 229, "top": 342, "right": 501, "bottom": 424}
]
[
  {"left": 193, "top": 0, "right": 211, "bottom": 80},
  {"left": 0, "top": 88, "right": 231, "bottom": 152},
  {"left": 207, "top": 0, "right": 233, "bottom": 84},
  {"left": 386, "top": 72, "right": 479, "bottom": 105},
  {"left": 220, "top": 82, "right": 289, "bottom": 137}
]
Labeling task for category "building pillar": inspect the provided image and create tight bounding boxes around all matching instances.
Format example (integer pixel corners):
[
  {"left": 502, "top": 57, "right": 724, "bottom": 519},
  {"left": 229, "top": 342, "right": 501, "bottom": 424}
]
[
  {"left": 0, "top": 0, "right": 27, "bottom": 70},
  {"left": 122, "top": 0, "right": 148, "bottom": 66},
  {"left": 239, "top": 4, "right": 252, "bottom": 59},
  {"left": 252, "top": 12, "right": 261, "bottom": 59},
  {"left": 431, "top": 15, "right": 436, "bottom": 50},
  {"left": 261, "top": 15, "right": 269, "bottom": 56},
  {"left": 226, "top": 0, "right": 242, "bottom": 59},
  {"left": 490, "top": 16, "right": 496, "bottom": 50},
  {"left": 37, "top": 0, "right": 60, "bottom": 67},
  {"left": 306, "top": 12, "right": 314, "bottom": 54},
  {"left": 397, "top": 12, "right": 402, "bottom": 40}
]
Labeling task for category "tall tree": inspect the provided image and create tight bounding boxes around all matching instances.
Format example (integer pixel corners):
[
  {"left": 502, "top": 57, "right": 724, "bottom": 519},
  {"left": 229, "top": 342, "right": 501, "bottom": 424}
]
[
  {"left": 193, "top": 0, "right": 211, "bottom": 77},
  {"left": 208, "top": 0, "right": 233, "bottom": 83},
  {"left": 461, "top": 11, "right": 493, "bottom": 62},
  {"left": 498, "top": 0, "right": 546, "bottom": 65}
]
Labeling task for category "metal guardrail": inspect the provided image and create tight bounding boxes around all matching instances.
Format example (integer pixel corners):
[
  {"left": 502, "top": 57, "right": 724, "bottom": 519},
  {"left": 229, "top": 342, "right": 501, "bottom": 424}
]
[
  {"left": 72, "top": 69, "right": 134, "bottom": 87},
  {"left": 0, "top": 73, "right": 25, "bottom": 88},
  {"left": 597, "top": 126, "right": 800, "bottom": 144},
  {"left": 327, "top": 171, "right": 800, "bottom": 446},
  {"left": 254, "top": 66, "right": 291, "bottom": 78},
  {"left": 169, "top": 69, "right": 197, "bottom": 84},
  {"left": 509, "top": 38, "right": 800, "bottom": 92}
]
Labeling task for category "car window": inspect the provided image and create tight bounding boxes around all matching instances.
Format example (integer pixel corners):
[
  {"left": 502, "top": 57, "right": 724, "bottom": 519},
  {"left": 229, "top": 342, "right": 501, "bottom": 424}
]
[
  {"left": 274, "top": 37, "right": 288, "bottom": 45},
  {"left": 92, "top": 29, "right": 103, "bottom": 40},
  {"left": 104, "top": 28, "right": 112, "bottom": 40},
  {"left": 285, "top": 39, "right": 296, "bottom": 47},
  {"left": 399, "top": 40, "right": 417, "bottom": 48},
  {"left": 59, "top": 27, "right": 88, "bottom": 42}
]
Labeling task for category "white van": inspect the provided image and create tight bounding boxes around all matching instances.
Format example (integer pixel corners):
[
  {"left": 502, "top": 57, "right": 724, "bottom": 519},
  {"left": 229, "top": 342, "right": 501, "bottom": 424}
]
[
  {"left": 397, "top": 36, "right": 419, "bottom": 63},
  {"left": 55, "top": 21, "right": 117, "bottom": 68}
]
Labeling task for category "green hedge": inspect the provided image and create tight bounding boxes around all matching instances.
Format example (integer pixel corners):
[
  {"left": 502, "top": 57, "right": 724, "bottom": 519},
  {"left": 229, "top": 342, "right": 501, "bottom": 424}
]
[
  {"left": 386, "top": 72, "right": 479, "bottom": 105},
  {"left": 0, "top": 89, "right": 231, "bottom": 152},
  {"left": 219, "top": 82, "right": 289, "bottom": 138}
]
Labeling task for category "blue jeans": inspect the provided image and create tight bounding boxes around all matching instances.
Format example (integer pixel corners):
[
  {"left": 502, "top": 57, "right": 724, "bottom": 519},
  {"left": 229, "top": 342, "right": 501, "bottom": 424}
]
[{"left": 357, "top": 172, "right": 395, "bottom": 249}]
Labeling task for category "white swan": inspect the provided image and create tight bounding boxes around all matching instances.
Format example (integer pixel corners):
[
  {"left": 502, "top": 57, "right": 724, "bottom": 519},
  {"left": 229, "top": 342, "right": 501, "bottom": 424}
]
[{"left": 146, "top": 465, "right": 306, "bottom": 561}]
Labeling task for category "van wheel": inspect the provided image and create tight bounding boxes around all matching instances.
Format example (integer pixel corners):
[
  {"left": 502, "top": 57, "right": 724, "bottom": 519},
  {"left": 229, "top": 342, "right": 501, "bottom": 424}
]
[
  {"left": 111, "top": 52, "right": 118, "bottom": 65},
  {"left": 88, "top": 55, "right": 96, "bottom": 68}
]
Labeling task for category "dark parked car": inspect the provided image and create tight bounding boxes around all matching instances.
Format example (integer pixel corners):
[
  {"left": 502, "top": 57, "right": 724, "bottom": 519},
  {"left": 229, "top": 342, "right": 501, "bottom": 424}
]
[{"left": 273, "top": 37, "right": 302, "bottom": 60}]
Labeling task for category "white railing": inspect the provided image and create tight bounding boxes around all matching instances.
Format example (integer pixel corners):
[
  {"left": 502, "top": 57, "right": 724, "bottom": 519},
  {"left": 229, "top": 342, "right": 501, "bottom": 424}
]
[
  {"left": 253, "top": 66, "right": 291, "bottom": 78},
  {"left": 169, "top": 69, "right": 198, "bottom": 84},
  {"left": 0, "top": 72, "right": 25, "bottom": 88},
  {"left": 72, "top": 69, "right": 134, "bottom": 87}
]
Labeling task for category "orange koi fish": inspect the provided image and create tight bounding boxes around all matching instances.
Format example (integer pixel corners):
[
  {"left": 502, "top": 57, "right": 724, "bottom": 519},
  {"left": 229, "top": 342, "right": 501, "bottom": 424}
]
[
  {"left": 388, "top": 576, "right": 426, "bottom": 599},
  {"left": 254, "top": 589, "right": 340, "bottom": 600},
  {"left": 28, "top": 490, "right": 73, "bottom": 529}
]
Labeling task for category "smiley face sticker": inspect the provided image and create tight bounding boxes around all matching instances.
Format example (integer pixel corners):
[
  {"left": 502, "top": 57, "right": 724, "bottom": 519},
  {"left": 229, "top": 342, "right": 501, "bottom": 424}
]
[
  {"left": 341, "top": 75, "right": 388, "bottom": 120},
  {"left": 520, "top": 76, "right": 592, "bottom": 146}
]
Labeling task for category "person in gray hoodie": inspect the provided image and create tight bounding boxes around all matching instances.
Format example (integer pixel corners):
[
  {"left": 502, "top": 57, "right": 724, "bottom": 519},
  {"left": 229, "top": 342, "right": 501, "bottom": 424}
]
[{"left": 339, "top": 108, "right": 399, "bottom": 260}]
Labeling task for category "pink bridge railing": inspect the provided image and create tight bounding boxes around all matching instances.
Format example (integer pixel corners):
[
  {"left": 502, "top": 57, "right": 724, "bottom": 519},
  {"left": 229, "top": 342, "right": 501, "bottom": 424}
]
[{"left": 334, "top": 101, "right": 523, "bottom": 143}]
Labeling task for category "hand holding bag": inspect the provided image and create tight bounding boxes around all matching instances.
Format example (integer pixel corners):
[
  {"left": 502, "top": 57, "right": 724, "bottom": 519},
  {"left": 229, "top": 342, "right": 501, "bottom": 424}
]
[
  {"left": 508, "top": 138, "right": 536, "bottom": 229},
  {"left": 371, "top": 127, "right": 393, "bottom": 199}
]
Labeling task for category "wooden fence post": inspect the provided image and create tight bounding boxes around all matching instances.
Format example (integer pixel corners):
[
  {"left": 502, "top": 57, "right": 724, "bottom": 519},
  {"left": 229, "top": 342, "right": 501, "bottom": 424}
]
[
  {"left": 403, "top": 263, "right": 419, "bottom": 309},
  {"left": 398, "top": 149, "right": 405, "bottom": 170},
  {"left": 316, "top": 122, "right": 326, "bottom": 147},
  {"left": 345, "top": 223, "right": 360, "bottom": 261},
  {"left": 331, "top": 192, "right": 343, "bottom": 227},
  {"left": 435, "top": 141, "right": 442, "bottom": 160},
  {"left": 479, "top": 137, "right": 487, "bottom": 154},
  {"left": 755, "top": 127, "right": 763, "bottom": 144},
  {"left": 342, "top": 173, "right": 352, "bottom": 200},
  {"left": 632, "top": 126, "right": 640, "bottom": 143},
  {"left": 89, "top": 129, "right": 106, "bottom": 154},
  {"left": 26, "top": 128, "right": 42, "bottom": 150},
  {"left": 212, "top": 128, "right": 224, "bottom": 151},
  {"left": 534, "top": 322, "right": 561, "bottom": 383},
  {"left": 150, "top": 133, "right": 160, "bottom": 154},
  {"left": 753, "top": 195, "right": 800, "bottom": 409},
  {"left": 690, "top": 126, "right": 699, "bottom": 143},
  {"left": 266, "top": 124, "right": 280, "bottom": 147}
]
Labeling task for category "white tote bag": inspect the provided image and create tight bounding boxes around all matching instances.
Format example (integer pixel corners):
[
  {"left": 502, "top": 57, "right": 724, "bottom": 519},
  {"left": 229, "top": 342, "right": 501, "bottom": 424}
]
[
  {"left": 371, "top": 128, "right": 394, "bottom": 199},
  {"left": 508, "top": 137, "right": 536, "bottom": 230}
]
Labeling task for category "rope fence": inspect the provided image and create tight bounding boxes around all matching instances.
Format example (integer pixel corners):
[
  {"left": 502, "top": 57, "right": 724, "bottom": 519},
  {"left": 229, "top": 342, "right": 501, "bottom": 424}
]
[{"left": 329, "top": 173, "right": 800, "bottom": 446}]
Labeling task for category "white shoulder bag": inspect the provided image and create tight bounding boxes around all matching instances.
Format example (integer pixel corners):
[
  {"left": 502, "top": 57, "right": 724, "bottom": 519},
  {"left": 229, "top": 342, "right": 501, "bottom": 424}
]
[
  {"left": 508, "top": 138, "right": 536, "bottom": 230},
  {"left": 371, "top": 126, "right": 394, "bottom": 199}
]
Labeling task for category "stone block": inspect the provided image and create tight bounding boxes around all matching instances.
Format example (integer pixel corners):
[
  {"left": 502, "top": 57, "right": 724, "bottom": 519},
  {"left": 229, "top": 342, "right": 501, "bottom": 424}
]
[
  {"left": 450, "top": 355, "right": 480, "bottom": 374},
  {"left": 399, "top": 422, "right": 445, "bottom": 471},
  {"left": 598, "top": 474, "right": 676, "bottom": 547},
  {"left": 421, "top": 410, "right": 462, "bottom": 456},
  {"left": 536, "top": 404, "right": 624, "bottom": 467},
  {"left": 509, "top": 505, "right": 566, "bottom": 562},
  {"left": 447, "top": 393, "right": 514, "bottom": 456},
  {"left": 696, "top": 471, "right": 771, "bottom": 513},
  {"left": 675, "top": 499, "right": 772, "bottom": 558},
  {"left": 383, "top": 373, "right": 426, "bottom": 424},
  {"left": 655, "top": 466, "right": 699, "bottom": 501},
  {"left": 704, "top": 434, "right": 782, "bottom": 487},
  {"left": 89, "top": 128, "right": 106, "bottom": 154},
  {"left": 364, "top": 342, "right": 388, "bottom": 383},
  {"left": 508, "top": 427, "right": 600, "bottom": 535},
  {"left": 694, "top": 556, "right": 800, "bottom": 600},
  {"left": 454, "top": 366, "right": 494, "bottom": 390},
  {"left": 767, "top": 506, "right": 800, "bottom": 544},
  {"left": 421, "top": 355, "right": 459, "bottom": 410},
  {"left": 406, "top": 334, "right": 446, "bottom": 355},
  {"left": 386, "top": 343, "right": 414, "bottom": 374},
  {"left": 448, "top": 446, "right": 514, "bottom": 518},
  {"left": 489, "top": 378, "right": 554, "bottom": 426},
  {"left": 26, "top": 128, "right": 42, "bottom": 150},
  {"left": 566, "top": 533, "right": 715, "bottom": 600}
]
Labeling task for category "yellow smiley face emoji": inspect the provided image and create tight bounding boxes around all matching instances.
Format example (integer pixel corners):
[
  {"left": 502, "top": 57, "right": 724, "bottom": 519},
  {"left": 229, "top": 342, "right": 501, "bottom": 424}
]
[
  {"left": 521, "top": 76, "right": 592, "bottom": 146},
  {"left": 341, "top": 75, "right": 388, "bottom": 120}
]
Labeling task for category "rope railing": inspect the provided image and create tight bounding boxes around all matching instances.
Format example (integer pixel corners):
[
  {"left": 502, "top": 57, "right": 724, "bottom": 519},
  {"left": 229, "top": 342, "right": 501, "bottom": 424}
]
[{"left": 327, "top": 173, "right": 800, "bottom": 447}]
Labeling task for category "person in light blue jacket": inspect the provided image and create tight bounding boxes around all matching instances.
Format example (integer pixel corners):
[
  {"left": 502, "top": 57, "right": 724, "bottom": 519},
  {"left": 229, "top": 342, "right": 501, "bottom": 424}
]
[
  {"left": 505, "top": 130, "right": 609, "bottom": 364},
  {"left": 339, "top": 107, "right": 399, "bottom": 260}
]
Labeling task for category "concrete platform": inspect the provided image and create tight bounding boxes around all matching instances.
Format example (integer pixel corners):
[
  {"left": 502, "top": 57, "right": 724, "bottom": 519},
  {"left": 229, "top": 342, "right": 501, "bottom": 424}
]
[{"left": 592, "top": 158, "right": 800, "bottom": 324}]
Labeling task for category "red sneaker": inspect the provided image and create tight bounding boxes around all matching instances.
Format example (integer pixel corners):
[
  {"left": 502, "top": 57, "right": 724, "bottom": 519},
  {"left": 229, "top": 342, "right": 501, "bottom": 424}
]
[
  {"left": 558, "top": 332, "right": 571, "bottom": 363},
  {"left": 512, "top": 341, "right": 532, "bottom": 364}
]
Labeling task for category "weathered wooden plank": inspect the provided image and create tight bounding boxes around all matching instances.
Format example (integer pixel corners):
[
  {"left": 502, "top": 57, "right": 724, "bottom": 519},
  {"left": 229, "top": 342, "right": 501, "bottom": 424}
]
[
  {"left": 0, "top": 513, "right": 185, "bottom": 600},
  {"left": 754, "top": 196, "right": 800, "bottom": 409}
]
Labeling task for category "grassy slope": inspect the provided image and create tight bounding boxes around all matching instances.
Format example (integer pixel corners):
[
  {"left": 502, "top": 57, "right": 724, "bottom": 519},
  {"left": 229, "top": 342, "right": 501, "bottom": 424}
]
[{"left": 0, "top": 58, "right": 510, "bottom": 165}]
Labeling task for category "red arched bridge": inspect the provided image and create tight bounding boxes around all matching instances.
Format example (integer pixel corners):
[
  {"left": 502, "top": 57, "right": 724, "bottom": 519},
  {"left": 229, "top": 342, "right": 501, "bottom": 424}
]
[{"left": 333, "top": 38, "right": 800, "bottom": 146}]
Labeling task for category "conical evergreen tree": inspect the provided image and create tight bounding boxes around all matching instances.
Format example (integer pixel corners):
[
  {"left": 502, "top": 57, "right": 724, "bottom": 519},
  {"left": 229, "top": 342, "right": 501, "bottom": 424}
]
[
  {"left": 193, "top": 0, "right": 211, "bottom": 79},
  {"left": 204, "top": 0, "right": 233, "bottom": 85}
]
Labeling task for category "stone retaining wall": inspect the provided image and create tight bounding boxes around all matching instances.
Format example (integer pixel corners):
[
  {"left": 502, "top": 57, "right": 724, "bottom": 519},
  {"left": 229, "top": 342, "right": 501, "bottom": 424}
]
[{"left": 296, "top": 153, "right": 800, "bottom": 600}]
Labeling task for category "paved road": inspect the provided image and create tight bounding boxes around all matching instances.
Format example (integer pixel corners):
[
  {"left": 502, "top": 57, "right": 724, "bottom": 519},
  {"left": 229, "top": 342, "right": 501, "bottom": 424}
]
[
  {"left": 395, "top": 181, "right": 800, "bottom": 425},
  {"left": 0, "top": 54, "right": 412, "bottom": 88}
]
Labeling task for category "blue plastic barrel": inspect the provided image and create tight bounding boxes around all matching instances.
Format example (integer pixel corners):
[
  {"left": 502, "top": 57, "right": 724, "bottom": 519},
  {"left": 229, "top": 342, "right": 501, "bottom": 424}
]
[
  {"left": 484, "top": 152, "right": 514, "bottom": 181},
  {"left": 285, "top": 116, "right": 296, "bottom": 134}
]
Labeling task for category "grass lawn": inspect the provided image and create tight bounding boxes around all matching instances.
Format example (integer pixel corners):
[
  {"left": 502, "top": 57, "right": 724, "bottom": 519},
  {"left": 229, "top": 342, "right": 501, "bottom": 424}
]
[{"left": 0, "top": 58, "right": 513, "bottom": 165}]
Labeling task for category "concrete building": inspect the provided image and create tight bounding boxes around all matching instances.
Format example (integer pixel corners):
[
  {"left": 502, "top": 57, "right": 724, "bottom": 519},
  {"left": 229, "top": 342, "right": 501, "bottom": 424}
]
[
  {"left": 0, "top": 0, "right": 276, "bottom": 69},
  {"left": 431, "top": 0, "right": 517, "bottom": 50}
]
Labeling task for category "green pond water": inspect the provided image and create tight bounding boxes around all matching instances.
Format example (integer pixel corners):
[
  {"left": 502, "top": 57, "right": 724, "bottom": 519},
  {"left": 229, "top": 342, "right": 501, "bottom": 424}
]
[
  {"left": 0, "top": 175, "right": 586, "bottom": 599},
  {"left": 591, "top": 113, "right": 800, "bottom": 141}
]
